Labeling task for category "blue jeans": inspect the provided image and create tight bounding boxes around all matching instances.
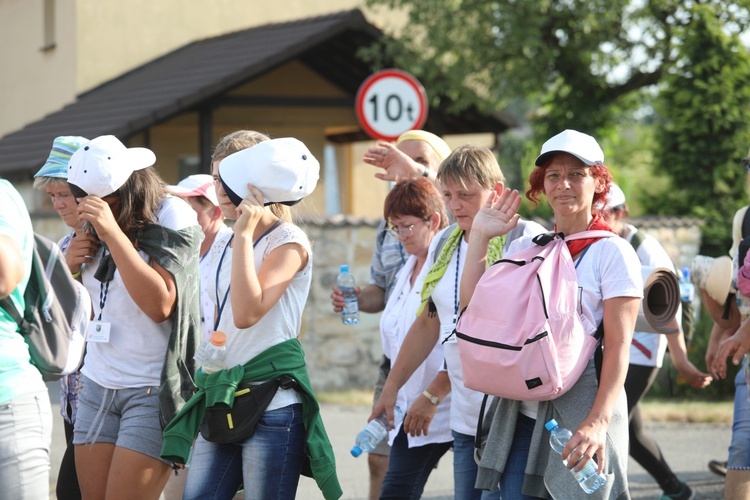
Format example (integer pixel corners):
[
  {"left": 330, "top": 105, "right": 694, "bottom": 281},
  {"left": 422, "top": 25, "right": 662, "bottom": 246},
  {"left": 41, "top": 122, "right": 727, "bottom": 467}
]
[
  {"left": 380, "top": 425, "right": 452, "bottom": 499},
  {"left": 729, "top": 360, "right": 750, "bottom": 470},
  {"left": 452, "top": 430, "right": 501, "bottom": 500},
  {"left": 500, "top": 413, "right": 546, "bottom": 500},
  {"left": 0, "top": 388, "right": 53, "bottom": 500},
  {"left": 184, "top": 403, "right": 305, "bottom": 499}
]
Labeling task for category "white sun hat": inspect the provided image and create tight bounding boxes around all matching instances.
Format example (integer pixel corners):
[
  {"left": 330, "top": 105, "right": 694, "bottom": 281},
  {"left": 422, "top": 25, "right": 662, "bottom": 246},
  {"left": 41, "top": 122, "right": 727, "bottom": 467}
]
[
  {"left": 535, "top": 129, "right": 604, "bottom": 167},
  {"left": 67, "top": 135, "right": 156, "bottom": 198},
  {"left": 218, "top": 137, "right": 319, "bottom": 206}
]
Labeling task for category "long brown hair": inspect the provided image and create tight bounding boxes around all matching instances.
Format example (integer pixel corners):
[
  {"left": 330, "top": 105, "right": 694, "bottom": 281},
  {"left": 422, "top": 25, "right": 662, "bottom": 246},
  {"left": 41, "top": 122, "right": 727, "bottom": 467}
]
[{"left": 114, "top": 167, "right": 167, "bottom": 241}]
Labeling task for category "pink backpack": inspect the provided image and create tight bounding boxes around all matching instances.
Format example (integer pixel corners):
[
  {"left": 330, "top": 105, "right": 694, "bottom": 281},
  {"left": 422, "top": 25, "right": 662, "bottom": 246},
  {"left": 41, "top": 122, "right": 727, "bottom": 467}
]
[{"left": 455, "top": 230, "right": 614, "bottom": 401}]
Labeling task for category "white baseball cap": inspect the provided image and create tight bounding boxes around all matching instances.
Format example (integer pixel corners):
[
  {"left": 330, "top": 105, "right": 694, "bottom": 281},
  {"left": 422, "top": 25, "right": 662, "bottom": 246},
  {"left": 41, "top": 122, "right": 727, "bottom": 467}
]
[
  {"left": 604, "top": 183, "right": 627, "bottom": 210},
  {"left": 67, "top": 135, "right": 155, "bottom": 197},
  {"left": 218, "top": 137, "right": 319, "bottom": 206},
  {"left": 535, "top": 129, "right": 604, "bottom": 167},
  {"left": 168, "top": 174, "right": 219, "bottom": 206}
]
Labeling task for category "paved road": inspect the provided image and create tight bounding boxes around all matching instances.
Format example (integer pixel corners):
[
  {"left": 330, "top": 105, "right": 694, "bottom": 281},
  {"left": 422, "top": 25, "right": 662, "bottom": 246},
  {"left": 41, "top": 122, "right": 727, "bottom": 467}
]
[{"left": 48, "top": 386, "right": 729, "bottom": 499}]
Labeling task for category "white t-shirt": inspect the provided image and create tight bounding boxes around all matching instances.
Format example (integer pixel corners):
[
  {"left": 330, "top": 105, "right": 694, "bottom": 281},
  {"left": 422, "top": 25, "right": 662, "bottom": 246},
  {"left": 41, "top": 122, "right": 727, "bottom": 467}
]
[
  {"left": 198, "top": 224, "right": 233, "bottom": 342},
  {"left": 627, "top": 225, "right": 675, "bottom": 368},
  {"left": 380, "top": 255, "right": 452, "bottom": 447},
  {"left": 506, "top": 233, "right": 644, "bottom": 417},
  {"left": 206, "top": 222, "right": 312, "bottom": 411},
  {"left": 428, "top": 219, "right": 546, "bottom": 435},
  {"left": 81, "top": 195, "right": 199, "bottom": 389}
]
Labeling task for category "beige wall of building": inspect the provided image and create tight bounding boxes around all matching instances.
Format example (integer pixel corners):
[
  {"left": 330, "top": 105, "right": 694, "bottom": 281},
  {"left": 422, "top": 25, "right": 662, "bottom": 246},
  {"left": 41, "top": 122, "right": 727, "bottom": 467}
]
[{"left": 0, "top": 0, "right": 404, "bottom": 138}]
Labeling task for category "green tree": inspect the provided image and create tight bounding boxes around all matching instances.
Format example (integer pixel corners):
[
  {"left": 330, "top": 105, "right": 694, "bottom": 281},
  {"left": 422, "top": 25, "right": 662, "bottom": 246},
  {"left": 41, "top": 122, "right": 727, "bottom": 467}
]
[
  {"left": 648, "top": 3, "right": 750, "bottom": 256},
  {"left": 364, "top": 0, "right": 750, "bottom": 140}
]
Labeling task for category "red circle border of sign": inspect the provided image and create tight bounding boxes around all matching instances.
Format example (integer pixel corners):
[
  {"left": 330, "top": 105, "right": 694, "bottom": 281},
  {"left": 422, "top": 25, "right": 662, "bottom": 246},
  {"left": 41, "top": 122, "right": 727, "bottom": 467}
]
[{"left": 355, "top": 69, "right": 429, "bottom": 141}]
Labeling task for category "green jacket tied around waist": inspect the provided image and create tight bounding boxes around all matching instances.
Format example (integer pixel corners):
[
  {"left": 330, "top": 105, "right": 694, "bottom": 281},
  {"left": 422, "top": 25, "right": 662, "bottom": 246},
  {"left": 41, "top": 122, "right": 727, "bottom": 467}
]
[{"left": 160, "top": 338, "right": 342, "bottom": 500}]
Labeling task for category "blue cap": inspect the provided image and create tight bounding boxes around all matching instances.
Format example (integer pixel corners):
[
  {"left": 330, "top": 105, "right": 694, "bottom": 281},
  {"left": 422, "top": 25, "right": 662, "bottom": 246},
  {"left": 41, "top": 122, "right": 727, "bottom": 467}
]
[
  {"left": 340, "top": 264, "right": 349, "bottom": 273},
  {"left": 350, "top": 445, "right": 363, "bottom": 457},
  {"left": 544, "top": 419, "right": 558, "bottom": 431},
  {"left": 34, "top": 136, "right": 89, "bottom": 179}
]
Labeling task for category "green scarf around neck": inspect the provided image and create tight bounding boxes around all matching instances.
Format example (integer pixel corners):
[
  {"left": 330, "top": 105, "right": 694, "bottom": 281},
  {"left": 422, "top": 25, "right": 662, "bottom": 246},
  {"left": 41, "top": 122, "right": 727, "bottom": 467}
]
[{"left": 417, "top": 225, "right": 505, "bottom": 316}]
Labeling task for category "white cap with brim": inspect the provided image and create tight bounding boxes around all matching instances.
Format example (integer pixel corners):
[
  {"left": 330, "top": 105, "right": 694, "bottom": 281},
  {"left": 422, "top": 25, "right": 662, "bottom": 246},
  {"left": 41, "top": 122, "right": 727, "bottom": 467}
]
[
  {"left": 534, "top": 129, "right": 604, "bottom": 167},
  {"left": 168, "top": 174, "right": 219, "bottom": 206},
  {"left": 691, "top": 255, "right": 733, "bottom": 304},
  {"left": 218, "top": 137, "right": 319, "bottom": 207},
  {"left": 67, "top": 135, "right": 155, "bottom": 198},
  {"left": 605, "top": 183, "right": 627, "bottom": 210}
]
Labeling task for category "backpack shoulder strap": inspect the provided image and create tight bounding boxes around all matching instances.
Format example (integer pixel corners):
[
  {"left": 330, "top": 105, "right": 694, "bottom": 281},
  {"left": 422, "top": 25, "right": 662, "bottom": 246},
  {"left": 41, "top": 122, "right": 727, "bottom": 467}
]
[
  {"left": 629, "top": 229, "right": 646, "bottom": 252},
  {"left": 435, "top": 223, "right": 458, "bottom": 258},
  {"left": 743, "top": 205, "right": 750, "bottom": 239}
]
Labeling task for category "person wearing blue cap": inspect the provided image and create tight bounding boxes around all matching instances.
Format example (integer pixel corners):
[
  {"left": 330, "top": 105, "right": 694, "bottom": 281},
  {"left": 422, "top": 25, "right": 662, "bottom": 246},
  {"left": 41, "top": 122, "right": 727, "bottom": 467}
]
[{"left": 33, "top": 135, "right": 89, "bottom": 500}]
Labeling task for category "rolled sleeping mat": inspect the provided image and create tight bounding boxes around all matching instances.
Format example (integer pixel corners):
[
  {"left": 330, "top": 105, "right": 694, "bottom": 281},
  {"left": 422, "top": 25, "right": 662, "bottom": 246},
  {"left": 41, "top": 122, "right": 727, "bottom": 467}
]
[{"left": 634, "top": 266, "right": 680, "bottom": 334}]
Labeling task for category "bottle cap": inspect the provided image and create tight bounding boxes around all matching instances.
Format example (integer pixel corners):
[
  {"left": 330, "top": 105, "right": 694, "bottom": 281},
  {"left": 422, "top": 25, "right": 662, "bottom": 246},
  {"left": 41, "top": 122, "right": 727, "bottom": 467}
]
[
  {"left": 210, "top": 330, "right": 227, "bottom": 346},
  {"left": 350, "top": 445, "right": 363, "bottom": 457},
  {"left": 544, "top": 419, "right": 558, "bottom": 431},
  {"left": 340, "top": 264, "right": 349, "bottom": 273}
]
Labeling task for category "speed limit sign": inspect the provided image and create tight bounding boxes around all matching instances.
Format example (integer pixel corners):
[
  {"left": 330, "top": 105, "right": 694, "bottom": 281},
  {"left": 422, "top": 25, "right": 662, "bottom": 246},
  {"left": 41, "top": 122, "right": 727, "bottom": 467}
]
[{"left": 355, "top": 69, "right": 428, "bottom": 141}]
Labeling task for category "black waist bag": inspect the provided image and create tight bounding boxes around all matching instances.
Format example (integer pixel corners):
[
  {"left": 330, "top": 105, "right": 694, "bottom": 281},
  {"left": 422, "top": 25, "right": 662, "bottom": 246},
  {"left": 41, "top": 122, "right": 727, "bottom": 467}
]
[{"left": 200, "top": 374, "right": 297, "bottom": 444}]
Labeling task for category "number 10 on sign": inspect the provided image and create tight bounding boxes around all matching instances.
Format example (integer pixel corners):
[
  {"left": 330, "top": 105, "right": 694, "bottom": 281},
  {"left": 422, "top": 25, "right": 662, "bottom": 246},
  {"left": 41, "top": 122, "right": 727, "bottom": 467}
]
[{"left": 355, "top": 69, "right": 429, "bottom": 141}]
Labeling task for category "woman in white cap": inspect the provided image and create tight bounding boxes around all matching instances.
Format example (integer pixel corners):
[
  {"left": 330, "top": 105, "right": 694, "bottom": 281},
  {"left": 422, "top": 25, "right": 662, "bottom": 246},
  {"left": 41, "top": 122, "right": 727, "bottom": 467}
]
[
  {"left": 66, "top": 135, "right": 203, "bottom": 499},
  {"left": 32, "top": 135, "right": 89, "bottom": 500},
  {"left": 161, "top": 131, "right": 341, "bottom": 500},
  {"left": 462, "top": 130, "right": 642, "bottom": 499},
  {"left": 602, "top": 183, "right": 710, "bottom": 500}
]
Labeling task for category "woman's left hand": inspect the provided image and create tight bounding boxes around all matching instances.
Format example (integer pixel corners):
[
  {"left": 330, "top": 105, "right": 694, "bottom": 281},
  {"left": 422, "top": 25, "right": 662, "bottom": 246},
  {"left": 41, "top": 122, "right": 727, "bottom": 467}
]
[
  {"left": 76, "top": 195, "right": 120, "bottom": 242},
  {"left": 471, "top": 182, "right": 521, "bottom": 239},
  {"left": 233, "top": 184, "right": 265, "bottom": 237},
  {"left": 561, "top": 418, "right": 608, "bottom": 473},
  {"left": 403, "top": 396, "right": 437, "bottom": 437}
]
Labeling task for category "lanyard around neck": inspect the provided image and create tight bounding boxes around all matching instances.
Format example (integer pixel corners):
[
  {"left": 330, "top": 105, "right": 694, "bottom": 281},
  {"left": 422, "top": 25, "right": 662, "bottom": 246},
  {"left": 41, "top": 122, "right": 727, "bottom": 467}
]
[{"left": 214, "top": 218, "right": 282, "bottom": 331}]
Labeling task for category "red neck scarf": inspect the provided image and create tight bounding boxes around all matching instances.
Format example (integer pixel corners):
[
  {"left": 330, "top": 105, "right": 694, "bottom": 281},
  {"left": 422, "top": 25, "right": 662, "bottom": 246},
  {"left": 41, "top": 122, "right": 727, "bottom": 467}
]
[{"left": 557, "top": 214, "right": 615, "bottom": 257}]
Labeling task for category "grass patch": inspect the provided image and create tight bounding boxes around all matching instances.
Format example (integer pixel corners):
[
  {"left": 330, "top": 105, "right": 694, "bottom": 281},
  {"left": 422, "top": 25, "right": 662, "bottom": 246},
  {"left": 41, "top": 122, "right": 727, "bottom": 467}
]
[
  {"left": 316, "top": 388, "right": 373, "bottom": 406},
  {"left": 641, "top": 399, "right": 733, "bottom": 423}
]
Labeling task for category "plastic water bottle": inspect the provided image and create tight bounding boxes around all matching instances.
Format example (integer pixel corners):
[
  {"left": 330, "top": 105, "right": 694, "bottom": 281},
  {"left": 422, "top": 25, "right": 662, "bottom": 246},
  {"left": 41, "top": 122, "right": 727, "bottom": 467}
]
[
  {"left": 545, "top": 419, "right": 606, "bottom": 494},
  {"left": 194, "top": 330, "right": 227, "bottom": 374},
  {"left": 679, "top": 267, "right": 695, "bottom": 302},
  {"left": 338, "top": 264, "right": 359, "bottom": 325},
  {"left": 350, "top": 406, "right": 404, "bottom": 457}
]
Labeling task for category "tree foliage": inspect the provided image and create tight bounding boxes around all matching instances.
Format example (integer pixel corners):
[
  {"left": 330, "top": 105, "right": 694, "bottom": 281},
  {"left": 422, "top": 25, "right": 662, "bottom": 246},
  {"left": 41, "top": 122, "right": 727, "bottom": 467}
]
[
  {"left": 648, "top": 3, "right": 750, "bottom": 255},
  {"left": 364, "top": 0, "right": 750, "bottom": 140}
]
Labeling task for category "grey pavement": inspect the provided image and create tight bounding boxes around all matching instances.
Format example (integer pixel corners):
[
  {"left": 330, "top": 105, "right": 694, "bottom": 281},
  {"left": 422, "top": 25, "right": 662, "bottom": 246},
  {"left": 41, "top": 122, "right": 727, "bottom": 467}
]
[{"left": 48, "top": 382, "right": 729, "bottom": 499}]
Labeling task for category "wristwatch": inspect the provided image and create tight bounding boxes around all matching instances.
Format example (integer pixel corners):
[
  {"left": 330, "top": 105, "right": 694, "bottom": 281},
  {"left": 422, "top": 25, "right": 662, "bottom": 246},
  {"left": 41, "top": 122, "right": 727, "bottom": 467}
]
[{"left": 422, "top": 389, "right": 439, "bottom": 405}]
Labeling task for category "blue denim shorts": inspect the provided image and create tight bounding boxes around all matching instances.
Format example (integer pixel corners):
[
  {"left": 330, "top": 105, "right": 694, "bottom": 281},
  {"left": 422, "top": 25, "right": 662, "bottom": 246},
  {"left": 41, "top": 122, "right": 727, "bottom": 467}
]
[
  {"left": 729, "top": 360, "right": 750, "bottom": 470},
  {"left": 72, "top": 374, "right": 166, "bottom": 463}
]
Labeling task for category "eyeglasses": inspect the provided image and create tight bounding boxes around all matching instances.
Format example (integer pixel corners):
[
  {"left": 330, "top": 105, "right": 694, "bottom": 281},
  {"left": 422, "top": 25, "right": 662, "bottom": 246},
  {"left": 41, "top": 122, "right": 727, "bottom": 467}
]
[
  {"left": 386, "top": 218, "right": 430, "bottom": 239},
  {"left": 742, "top": 158, "right": 750, "bottom": 171}
]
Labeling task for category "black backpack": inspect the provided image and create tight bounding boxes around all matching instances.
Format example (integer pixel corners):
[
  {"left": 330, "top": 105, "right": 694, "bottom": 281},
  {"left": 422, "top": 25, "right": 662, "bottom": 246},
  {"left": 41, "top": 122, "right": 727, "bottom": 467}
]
[{"left": 0, "top": 233, "right": 87, "bottom": 381}]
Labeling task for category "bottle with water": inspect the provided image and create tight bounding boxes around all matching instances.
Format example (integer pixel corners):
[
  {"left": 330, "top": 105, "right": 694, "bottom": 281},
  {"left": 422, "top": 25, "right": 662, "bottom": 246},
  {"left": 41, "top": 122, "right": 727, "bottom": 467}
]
[
  {"left": 338, "top": 264, "right": 359, "bottom": 325},
  {"left": 679, "top": 267, "right": 695, "bottom": 303},
  {"left": 194, "top": 330, "right": 227, "bottom": 374},
  {"left": 545, "top": 419, "right": 606, "bottom": 494},
  {"left": 350, "top": 406, "right": 404, "bottom": 457}
]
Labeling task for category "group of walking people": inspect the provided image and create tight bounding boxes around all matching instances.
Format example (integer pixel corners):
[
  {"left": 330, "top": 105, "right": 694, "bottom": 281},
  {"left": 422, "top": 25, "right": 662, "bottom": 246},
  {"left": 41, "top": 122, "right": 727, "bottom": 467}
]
[
  {"left": 335, "top": 128, "right": 718, "bottom": 500},
  {"left": 0, "top": 124, "right": 723, "bottom": 500}
]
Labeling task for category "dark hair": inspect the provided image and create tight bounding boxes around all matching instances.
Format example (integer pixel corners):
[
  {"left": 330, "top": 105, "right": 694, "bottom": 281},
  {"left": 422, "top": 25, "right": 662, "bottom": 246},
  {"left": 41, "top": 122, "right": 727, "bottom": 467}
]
[
  {"left": 526, "top": 154, "right": 612, "bottom": 207},
  {"left": 114, "top": 167, "right": 167, "bottom": 241},
  {"left": 383, "top": 177, "right": 447, "bottom": 229}
]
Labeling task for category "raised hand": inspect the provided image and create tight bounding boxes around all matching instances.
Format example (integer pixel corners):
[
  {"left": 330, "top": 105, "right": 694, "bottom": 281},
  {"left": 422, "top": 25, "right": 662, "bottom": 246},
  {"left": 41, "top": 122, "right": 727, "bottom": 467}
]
[
  {"left": 363, "top": 141, "right": 424, "bottom": 183},
  {"left": 471, "top": 182, "right": 521, "bottom": 239}
]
